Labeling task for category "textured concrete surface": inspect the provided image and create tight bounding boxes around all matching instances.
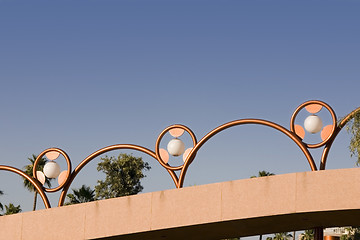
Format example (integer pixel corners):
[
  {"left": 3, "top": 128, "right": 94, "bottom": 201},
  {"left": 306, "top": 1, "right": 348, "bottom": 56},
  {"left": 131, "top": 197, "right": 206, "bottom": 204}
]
[{"left": 1, "top": 168, "right": 360, "bottom": 240}]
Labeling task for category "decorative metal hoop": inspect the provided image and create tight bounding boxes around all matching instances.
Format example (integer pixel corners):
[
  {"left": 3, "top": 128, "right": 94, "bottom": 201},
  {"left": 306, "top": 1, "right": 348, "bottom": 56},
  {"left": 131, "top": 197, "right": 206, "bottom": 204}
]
[
  {"left": 290, "top": 100, "right": 337, "bottom": 148},
  {"left": 1, "top": 100, "right": 359, "bottom": 209},
  {"left": 33, "top": 148, "right": 72, "bottom": 193},
  {"left": 155, "top": 124, "right": 197, "bottom": 170}
]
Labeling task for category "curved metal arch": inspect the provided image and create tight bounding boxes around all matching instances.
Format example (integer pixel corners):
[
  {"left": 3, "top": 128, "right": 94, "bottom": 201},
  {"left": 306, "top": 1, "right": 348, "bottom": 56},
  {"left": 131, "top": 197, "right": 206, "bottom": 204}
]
[
  {"left": 0, "top": 165, "right": 51, "bottom": 209},
  {"left": 320, "top": 106, "right": 360, "bottom": 170},
  {"left": 2, "top": 100, "right": 357, "bottom": 211},
  {"left": 177, "top": 118, "right": 317, "bottom": 188},
  {"left": 57, "top": 144, "right": 179, "bottom": 207}
]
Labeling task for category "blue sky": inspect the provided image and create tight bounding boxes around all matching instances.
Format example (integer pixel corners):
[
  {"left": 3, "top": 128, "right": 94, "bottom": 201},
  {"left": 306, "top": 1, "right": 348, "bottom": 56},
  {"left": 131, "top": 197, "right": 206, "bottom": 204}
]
[{"left": 1, "top": 0, "right": 360, "bottom": 225}]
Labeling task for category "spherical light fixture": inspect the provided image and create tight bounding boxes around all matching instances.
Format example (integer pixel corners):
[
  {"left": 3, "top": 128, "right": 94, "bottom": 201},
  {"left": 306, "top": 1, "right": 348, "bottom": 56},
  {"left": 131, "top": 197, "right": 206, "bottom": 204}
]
[
  {"left": 304, "top": 115, "right": 323, "bottom": 134},
  {"left": 43, "top": 161, "right": 61, "bottom": 179},
  {"left": 167, "top": 138, "right": 185, "bottom": 156}
]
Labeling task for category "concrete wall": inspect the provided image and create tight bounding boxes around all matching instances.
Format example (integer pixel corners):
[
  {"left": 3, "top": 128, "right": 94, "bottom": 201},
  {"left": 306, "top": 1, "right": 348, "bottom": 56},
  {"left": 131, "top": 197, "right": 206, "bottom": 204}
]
[{"left": 1, "top": 168, "right": 360, "bottom": 240}]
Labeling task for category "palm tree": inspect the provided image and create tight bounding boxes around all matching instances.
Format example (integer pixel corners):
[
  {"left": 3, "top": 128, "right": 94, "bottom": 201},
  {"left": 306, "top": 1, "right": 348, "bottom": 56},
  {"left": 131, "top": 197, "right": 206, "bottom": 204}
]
[
  {"left": 250, "top": 170, "right": 275, "bottom": 178},
  {"left": 65, "top": 185, "right": 96, "bottom": 205},
  {"left": 0, "top": 190, "right": 3, "bottom": 211},
  {"left": 251, "top": 170, "right": 275, "bottom": 240},
  {"left": 23, "top": 154, "right": 52, "bottom": 211},
  {"left": 299, "top": 230, "right": 314, "bottom": 240},
  {"left": 3, "top": 203, "right": 22, "bottom": 215},
  {"left": 267, "top": 232, "right": 293, "bottom": 240}
]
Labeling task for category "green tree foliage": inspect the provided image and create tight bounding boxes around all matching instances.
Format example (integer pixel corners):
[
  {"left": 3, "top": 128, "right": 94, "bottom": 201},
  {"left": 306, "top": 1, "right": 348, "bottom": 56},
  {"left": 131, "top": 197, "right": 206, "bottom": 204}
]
[
  {"left": 65, "top": 185, "right": 96, "bottom": 205},
  {"left": 299, "top": 229, "right": 314, "bottom": 240},
  {"left": 341, "top": 227, "right": 360, "bottom": 240},
  {"left": 95, "top": 153, "right": 151, "bottom": 199},
  {"left": 3, "top": 203, "right": 22, "bottom": 215},
  {"left": 346, "top": 111, "right": 360, "bottom": 165},
  {"left": 23, "top": 154, "right": 52, "bottom": 211},
  {"left": 267, "top": 232, "right": 293, "bottom": 240}
]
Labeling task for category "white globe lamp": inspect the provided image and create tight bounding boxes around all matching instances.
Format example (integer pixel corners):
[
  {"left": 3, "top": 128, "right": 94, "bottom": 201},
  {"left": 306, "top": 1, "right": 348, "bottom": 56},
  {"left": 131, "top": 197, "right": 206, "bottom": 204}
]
[
  {"left": 167, "top": 138, "right": 185, "bottom": 156},
  {"left": 304, "top": 115, "right": 323, "bottom": 134},
  {"left": 43, "top": 161, "right": 61, "bottom": 179}
]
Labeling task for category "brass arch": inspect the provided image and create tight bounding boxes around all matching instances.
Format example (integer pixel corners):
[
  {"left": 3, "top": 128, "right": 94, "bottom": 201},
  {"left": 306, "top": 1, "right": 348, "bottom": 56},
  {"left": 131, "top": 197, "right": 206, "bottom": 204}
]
[
  {"left": 178, "top": 118, "right": 316, "bottom": 188},
  {"left": 0, "top": 100, "right": 359, "bottom": 212},
  {"left": 0, "top": 165, "right": 51, "bottom": 209},
  {"left": 320, "top": 106, "right": 360, "bottom": 170},
  {"left": 58, "top": 144, "right": 164, "bottom": 207}
]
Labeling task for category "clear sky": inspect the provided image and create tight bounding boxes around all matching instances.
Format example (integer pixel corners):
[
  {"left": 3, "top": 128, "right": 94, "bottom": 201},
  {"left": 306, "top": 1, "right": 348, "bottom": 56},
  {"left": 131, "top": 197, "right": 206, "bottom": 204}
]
[{"left": 1, "top": 0, "right": 360, "bottom": 226}]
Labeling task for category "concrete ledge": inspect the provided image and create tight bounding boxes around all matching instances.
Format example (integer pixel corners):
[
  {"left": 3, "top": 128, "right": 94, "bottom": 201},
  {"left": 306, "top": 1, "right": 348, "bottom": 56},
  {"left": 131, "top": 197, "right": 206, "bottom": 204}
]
[{"left": 1, "top": 168, "right": 360, "bottom": 240}]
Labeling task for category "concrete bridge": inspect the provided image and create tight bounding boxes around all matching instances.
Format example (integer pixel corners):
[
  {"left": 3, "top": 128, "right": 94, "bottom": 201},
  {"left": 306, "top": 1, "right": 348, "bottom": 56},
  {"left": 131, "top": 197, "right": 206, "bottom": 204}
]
[{"left": 1, "top": 168, "right": 360, "bottom": 240}]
